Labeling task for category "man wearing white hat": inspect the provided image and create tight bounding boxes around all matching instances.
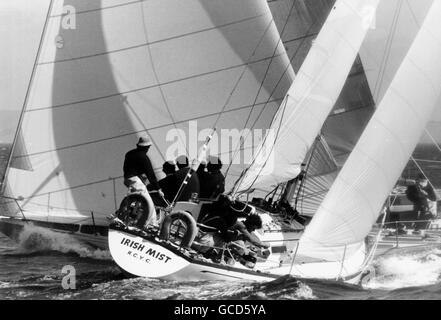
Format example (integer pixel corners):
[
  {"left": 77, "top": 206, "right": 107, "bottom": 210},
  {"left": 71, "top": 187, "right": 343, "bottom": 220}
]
[{"left": 123, "top": 135, "right": 164, "bottom": 227}]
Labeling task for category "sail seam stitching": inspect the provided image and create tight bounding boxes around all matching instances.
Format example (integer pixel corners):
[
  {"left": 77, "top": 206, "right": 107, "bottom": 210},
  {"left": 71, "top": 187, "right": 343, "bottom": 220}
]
[
  {"left": 27, "top": 54, "right": 285, "bottom": 112},
  {"left": 13, "top": 99, "right": 282, "bottom": 159},
  {"left": 38, "top": 13, "right": 266, "bottom": 66}
]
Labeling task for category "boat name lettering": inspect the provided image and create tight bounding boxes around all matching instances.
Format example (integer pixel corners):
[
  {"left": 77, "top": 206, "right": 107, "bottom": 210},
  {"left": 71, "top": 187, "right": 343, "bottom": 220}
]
[{"left": 121, "top": 238, "right": 171, "bottom": 263}]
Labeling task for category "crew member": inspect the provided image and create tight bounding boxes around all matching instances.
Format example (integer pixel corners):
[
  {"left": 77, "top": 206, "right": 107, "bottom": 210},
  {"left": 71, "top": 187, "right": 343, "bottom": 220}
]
[
  {"left": 174, "top": 155, "right": 200, "bottom": 201},
  {"left": 123, "top": 136, "right": 163, "bottom": 227},
  {"left": 158, "top": 160, "right": 178, "bottom": 202},
  {"left": 194, "top": 195, "right": 269, "bottom": 255},
  {"left": 197, "top": 160, "right": 209, "bottom": 196},
  {"left": 199, "top": 156, "right": 225, "bottom": 199},
  {"left": 406, "top": 174, "right": 437, "bottom": 232}
]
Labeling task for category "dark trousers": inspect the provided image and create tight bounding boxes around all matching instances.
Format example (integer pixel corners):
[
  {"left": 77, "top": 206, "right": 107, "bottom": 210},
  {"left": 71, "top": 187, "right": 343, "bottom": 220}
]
[{"left": 413, "top": 205, "right": 431, "bottom": 230}]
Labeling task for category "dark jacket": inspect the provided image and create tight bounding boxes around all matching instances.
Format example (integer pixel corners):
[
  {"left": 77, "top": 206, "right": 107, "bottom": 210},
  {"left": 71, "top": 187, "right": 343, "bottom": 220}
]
[
  {"left": 198, "top": 196, "right": 266, "bottom": 247},
  {"left": 204, "top": 170, "right": 225, "bottom": 199},
  {"left": 159, "top": 174, "right": 178, "bottom": 202},
  {"left": 174, "top": 167, "right": 200, "bottom": 201},
  {"left": 123, "top": 147, "right": 159, "bottom": 190},
  {"left": 406, "top": 183, "right": 437, "bottom": 208},
  {"left": 197, "top": 168, "right": 210, "bottom": 198},
  {"left": 198, "top": 196, "right": 238, "bottom": 240}
]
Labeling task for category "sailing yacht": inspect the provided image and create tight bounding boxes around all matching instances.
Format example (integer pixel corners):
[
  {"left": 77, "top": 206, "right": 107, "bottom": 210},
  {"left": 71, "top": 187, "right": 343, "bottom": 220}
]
[
  {"left": 0, "top": 0, "right": 358, "bottom": 250},
  {"left": 109, "top": 0, "right": 441, "bottom": 282},
  {"left": 2, "top": 0, "right": 441, "bottom": 283}
]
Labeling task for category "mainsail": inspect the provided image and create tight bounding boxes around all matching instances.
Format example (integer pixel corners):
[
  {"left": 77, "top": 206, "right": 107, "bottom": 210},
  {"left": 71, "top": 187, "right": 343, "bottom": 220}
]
[
  {"left": 298, "top": 0, "right": 441, "bottom": 263},
  {"left": 233, "top": 0, "right": 380, "bottom": 194},
  {"left": 1, "top": 0, "right": 294, "bottom": 224}
]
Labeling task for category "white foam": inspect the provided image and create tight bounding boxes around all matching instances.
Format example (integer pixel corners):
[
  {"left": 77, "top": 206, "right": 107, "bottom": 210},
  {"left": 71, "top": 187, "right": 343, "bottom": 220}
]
[
  {"left": 17, "top": 224, "right": 111, "bottom": 260},
  {"left": 364, "top": 249, "right": 441, "bottom": 290},
  {"left": 0, "top": 281, "right": 13, "bottom": 289},
  {"left": 294, "top": 283, "right": 316, "bottom": 299}
]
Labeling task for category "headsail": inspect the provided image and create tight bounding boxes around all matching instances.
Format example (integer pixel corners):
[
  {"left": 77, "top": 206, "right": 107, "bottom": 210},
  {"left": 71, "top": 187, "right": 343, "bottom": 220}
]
[
  {"left": 1, "top": 0, "right": 293, "bottom": 223},
  {"left": 298, "top": 55, "right": 376, "bottom": 216},
  {"left": 267, "top": 1, "right": 376, "bottom": 215},
  {"left": 358, "top": 0, "right": 440, "bottom": 188},
  {"left": 359, "top": 0, "right": 434, "bottom": 103},
  {"left": 298, "top": 0, "right": 441, "bottom": 263},
  {"left": 233, "top": 0, "right": 380, "bottom": 194}
]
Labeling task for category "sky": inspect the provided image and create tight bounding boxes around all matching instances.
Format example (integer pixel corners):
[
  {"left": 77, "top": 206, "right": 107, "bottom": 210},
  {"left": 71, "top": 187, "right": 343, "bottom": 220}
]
[{"left": 0, "top": 0, "right": 49, "bottom": 143}]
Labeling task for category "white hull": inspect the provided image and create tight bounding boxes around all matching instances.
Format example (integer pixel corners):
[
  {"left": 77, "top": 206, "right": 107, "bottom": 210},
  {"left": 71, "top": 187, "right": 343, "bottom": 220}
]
[{"left": 108, "top": 228, "right": 365, "bottom": 284}]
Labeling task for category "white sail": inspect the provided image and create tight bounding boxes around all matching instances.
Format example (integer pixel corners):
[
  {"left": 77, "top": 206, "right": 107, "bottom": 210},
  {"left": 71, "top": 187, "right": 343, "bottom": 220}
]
[
  {"left": 1, "top": 0, "right": 294, "bottom": 224},
  {"left": 269, "top": 0, "right": 335, "bottom": 72},
  {"left": 298, "top": 55, "right": 376, "bottom": 216},
  {"left": 298, "top": 0, "right": 441, "bottom": 263},
  {"left": 358, "top": 0, "right": 441, "bottom": 185},
  {"left": 233, "top": 0, "right": 379, "bottom": 194},
  {"left": 360, "top": 0, "right": 434, "bottom": 103},
  {"left": 267, "top": 1, "right": 377, "bottom": 214}
]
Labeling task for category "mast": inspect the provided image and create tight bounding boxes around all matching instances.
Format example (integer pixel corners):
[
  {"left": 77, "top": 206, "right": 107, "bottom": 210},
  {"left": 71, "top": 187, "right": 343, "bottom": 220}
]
[{"left": 0, "top": 0, "right": 54, "bottom": 194}]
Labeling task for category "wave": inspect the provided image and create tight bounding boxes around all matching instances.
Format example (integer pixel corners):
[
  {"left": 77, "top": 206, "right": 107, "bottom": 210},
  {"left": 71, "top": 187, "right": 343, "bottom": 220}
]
[
  {"left": 68, "top": 275, "right": 319, "bottom": 300},
  {"left": 365, "top": 248, "right": 441, "bottom": 290},
  {"left": 9, "top": 224, "right": 112, "bottom": 260}
]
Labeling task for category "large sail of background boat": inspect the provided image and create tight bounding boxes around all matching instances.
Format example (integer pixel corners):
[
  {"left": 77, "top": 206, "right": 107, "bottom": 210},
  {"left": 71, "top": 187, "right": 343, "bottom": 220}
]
[
  {"left": 296, "top": 0, "right": 441, "bottom": 271},
  {"left": 0, "top": 0, "right": 295, "bottom": 224}
]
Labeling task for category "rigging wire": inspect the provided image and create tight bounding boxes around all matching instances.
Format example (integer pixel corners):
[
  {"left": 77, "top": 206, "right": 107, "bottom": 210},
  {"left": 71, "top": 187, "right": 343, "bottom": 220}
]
[
  {"left": 231, "top": 96, "right": 290, "bottom": 195},
  {"left": 293, "top": 135, "right": 322, "bottom": 213},
  {"left": 225, "top": 1, "right": 338, "bottom": 179},
  {"left": 209, "top": 16, "right": 276, "bottom": 132},
  {"left": 226, "top": 1, "right": 340, "bottom": 195},
  {"left": 156, "top": 10, "right": 279, "bottom": 206},
  {"left": 424, "top": 127, "right": 441, "bottom": 155},
  {"left": 140, "top": 2, "right": 189, "bottom": 159},
  {"left": 224, "top": 0, "right": 304, "bottom": 177}
]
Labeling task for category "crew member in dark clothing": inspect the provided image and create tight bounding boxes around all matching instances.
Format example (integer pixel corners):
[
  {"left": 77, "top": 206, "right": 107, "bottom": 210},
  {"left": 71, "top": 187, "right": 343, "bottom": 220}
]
[
  {"left": 174, "top": 155, "right": 200, "bottom": 201},
  {"left": 194, "top": 195, "right": 269, "bottom": 254},
  {"left": 123, "top": 136, "right": 163, "bottom": 227},
  {"left": 406, "top": 174, "right": 437, "bottom": 231},
  {"left": 203, "top": 156, "right": 225, "bottom": 199},
  {"left": 197, "top": 160, "right": 210, "bottom": 198},
  {"left": 158, "top": 160, "right": 178, "bottom": 202}
]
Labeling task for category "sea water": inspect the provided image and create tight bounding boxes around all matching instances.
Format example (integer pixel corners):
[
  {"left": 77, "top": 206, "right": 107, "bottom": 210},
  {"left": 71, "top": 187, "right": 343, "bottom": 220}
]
[
  {"left": 1, "top": 226, "right": 441, "bottom": 300},
  {"left": 1, "top": 144, "right": 441, "bottom": 300}
]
